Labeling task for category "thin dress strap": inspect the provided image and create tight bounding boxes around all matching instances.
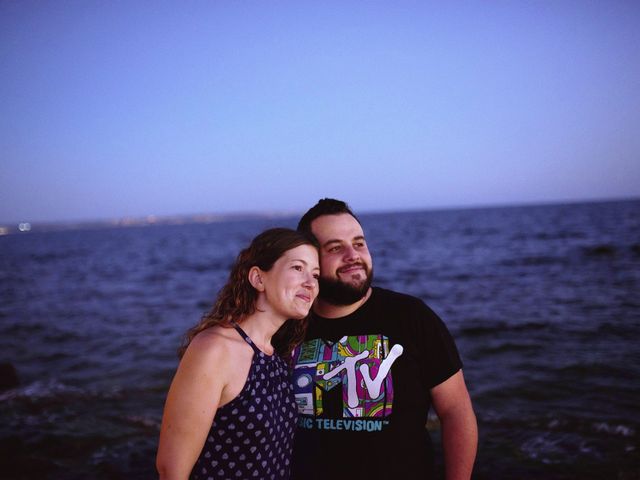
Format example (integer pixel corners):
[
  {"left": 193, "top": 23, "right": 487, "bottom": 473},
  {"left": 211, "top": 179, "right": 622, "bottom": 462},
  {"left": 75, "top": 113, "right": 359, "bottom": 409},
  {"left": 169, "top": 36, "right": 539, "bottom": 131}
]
[{"left": 232, "top": 322, "right": 261, "bottom": 354}]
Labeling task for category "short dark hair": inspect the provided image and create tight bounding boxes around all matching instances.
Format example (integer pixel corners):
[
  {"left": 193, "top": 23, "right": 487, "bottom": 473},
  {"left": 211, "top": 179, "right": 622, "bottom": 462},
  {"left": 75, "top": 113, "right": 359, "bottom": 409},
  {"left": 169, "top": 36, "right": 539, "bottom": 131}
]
[{"left": 297, "top": 198, "right": 360, "bottom": 235}]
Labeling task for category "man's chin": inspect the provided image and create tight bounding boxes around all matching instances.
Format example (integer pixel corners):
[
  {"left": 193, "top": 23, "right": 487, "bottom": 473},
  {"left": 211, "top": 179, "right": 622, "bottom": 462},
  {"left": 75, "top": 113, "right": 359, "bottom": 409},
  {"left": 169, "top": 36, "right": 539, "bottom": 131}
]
[{"left": 318, "top": 276, "right": 372, "bottom": 306}]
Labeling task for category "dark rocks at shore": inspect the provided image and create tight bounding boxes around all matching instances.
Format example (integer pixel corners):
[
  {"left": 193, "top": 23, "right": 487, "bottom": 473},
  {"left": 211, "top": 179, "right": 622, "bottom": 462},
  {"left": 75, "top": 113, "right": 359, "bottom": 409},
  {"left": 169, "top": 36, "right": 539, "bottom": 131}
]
[{"left": 0, "top": 363, "right": 19, "bottom": 392}]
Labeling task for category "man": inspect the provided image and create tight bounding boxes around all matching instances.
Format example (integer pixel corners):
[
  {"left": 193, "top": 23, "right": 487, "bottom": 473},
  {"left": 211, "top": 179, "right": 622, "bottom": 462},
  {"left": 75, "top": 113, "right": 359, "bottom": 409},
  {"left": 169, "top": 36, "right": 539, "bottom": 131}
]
[{"left": 290, "top": 198, "right": 477, "bottom": 479}]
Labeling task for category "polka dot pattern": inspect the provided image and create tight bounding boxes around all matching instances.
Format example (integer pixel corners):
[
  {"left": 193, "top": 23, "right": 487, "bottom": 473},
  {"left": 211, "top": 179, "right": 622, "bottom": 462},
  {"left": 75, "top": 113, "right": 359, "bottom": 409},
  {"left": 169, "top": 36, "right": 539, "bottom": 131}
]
[{"left": 192, "top": 325, "right": 297, "bottom": 480}]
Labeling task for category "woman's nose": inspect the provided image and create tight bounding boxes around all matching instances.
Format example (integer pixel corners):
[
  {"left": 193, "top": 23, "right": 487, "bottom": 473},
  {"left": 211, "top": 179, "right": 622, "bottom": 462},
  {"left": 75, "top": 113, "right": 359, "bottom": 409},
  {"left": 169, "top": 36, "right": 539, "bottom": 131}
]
[{"left": 303, "top": 273, "right": 318, "bottom": 289}]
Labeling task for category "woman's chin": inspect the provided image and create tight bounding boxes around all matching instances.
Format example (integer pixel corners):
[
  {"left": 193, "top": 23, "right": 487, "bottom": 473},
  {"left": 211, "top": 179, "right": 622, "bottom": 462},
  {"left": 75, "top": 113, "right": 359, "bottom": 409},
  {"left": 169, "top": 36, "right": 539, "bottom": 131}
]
[{"left": 289, "top": 309, "right": 311, "bottom": 320}]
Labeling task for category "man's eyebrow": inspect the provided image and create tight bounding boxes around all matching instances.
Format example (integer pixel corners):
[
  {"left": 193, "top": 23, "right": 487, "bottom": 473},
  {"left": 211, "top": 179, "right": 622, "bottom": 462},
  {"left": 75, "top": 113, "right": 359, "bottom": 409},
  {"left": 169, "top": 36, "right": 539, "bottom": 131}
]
[
  {"left": 322, "top": 239, "right": 342, "bottom": 247},
  {"left": 322, "top": 235, "right": 365, "bottom": 247}
]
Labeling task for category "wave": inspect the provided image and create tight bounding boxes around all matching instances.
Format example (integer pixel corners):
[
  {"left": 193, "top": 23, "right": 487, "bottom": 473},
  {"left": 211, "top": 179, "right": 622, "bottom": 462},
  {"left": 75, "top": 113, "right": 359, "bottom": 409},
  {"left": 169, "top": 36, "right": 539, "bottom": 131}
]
[
  {"left": 510, "top": 231, "right": 587, "bottom": 241},
  {"left": 28, "top": 249, "right": 90, "bottom": 263},
  {"left": 580, "top": 242, "right": 640, "bottom": 258},
  {"left": 582, "top": 244, "right": 617, "bottom": 257},
  {"left": 592, "top": 422, "right": 635, "bottom": 437},
  {"left": 552, "top": 363, "right": 636, "bottom": 381},
  {"left": 0, "top": 379, "right": 124, "bottom": 404},
  {"left": 473, "top": 342, "right": 541, "bottom": 355},
  {"left": 500, "top": 255, "right": 567, "bottom": 267},
  {"left": 0, "top": 379, "right": 84, "bottom": 402},
  {"left": 459, "top": 321, "right": 551, "bottom": 337}
]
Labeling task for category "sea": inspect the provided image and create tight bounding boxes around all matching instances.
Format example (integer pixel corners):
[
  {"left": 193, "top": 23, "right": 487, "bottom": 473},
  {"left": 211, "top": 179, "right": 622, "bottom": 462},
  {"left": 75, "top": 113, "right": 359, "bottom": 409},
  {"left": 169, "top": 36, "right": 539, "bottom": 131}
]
[{"left": 1, "top": 199, "right": 639, "bottom": 479}]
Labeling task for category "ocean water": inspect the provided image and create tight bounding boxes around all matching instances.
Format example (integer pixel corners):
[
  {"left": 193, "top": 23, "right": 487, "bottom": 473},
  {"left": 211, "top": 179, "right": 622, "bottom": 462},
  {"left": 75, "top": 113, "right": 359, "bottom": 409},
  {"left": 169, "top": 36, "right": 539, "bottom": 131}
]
[{"left": 1, "top": 200, "right": 638, "bottom": 479}]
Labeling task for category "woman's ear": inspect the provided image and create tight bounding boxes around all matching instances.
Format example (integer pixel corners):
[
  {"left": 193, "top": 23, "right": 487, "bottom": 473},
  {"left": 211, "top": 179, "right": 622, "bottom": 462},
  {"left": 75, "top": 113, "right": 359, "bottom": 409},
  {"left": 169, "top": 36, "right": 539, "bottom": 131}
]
[{"left": 248, "top": 266, "right": 265, "bottom": 292}]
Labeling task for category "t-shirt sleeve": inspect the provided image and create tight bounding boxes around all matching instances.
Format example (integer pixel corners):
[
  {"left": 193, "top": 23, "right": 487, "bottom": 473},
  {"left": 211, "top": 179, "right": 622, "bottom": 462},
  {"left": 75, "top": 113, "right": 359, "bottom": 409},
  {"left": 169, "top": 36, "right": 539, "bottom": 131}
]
[{"left": 415, "top": 301, "right": 463, "bottom": 389}]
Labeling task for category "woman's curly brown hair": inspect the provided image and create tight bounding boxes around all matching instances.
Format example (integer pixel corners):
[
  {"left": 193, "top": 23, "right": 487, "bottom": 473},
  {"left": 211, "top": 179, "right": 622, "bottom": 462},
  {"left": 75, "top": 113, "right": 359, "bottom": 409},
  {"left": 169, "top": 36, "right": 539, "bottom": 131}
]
[{"left": 178, "top": 227, "right": 318, "bottom": 359}]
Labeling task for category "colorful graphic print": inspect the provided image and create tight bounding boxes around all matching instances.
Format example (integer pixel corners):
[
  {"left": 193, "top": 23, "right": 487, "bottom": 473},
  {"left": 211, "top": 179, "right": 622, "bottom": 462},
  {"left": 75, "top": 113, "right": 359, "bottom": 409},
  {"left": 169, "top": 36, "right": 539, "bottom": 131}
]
[{"left": 292, "top": 335, "right": 404, "bottom": 418}]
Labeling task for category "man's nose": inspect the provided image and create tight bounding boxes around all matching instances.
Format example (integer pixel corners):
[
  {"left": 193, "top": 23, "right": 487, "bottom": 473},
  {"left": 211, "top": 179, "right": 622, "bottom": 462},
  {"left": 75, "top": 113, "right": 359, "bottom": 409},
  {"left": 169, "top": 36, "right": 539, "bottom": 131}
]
[{"left": 343, "top": 245, "right": 360, "bottom": 262}]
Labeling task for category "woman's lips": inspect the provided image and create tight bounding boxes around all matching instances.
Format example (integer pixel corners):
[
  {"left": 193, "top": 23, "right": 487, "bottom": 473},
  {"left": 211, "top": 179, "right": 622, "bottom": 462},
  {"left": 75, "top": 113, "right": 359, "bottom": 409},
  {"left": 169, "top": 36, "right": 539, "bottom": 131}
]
[{"left": 296, "top": 293, "right": 312, "bottom": 302}]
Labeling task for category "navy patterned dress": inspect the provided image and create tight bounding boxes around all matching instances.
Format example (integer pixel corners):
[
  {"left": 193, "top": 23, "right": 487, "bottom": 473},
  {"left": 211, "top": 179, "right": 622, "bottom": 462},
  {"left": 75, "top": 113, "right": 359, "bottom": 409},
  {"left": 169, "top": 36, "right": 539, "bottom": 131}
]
[{"left": 191, "top": 324, "right": 297, "bottom": 480}]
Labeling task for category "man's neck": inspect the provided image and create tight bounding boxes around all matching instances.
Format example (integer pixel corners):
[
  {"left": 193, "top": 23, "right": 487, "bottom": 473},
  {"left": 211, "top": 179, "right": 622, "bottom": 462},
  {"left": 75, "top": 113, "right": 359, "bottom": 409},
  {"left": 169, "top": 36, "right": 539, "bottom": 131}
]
[{"left": 313, "top": 287, "right": 373, "bottom": 319}]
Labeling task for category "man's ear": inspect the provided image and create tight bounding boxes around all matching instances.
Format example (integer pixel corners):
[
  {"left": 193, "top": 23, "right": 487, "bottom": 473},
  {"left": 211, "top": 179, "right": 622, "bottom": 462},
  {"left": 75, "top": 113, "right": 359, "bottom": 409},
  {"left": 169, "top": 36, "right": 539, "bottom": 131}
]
[{"left": 248, "top": 266, "right": 265, "bottom": 292}]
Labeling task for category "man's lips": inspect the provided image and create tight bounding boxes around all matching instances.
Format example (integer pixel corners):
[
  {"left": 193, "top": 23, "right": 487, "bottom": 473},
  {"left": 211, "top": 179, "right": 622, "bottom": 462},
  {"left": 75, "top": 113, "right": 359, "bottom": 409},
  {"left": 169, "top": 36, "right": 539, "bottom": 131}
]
[{"left": 338, "top": 264, "right": 365, "bottom": 275}]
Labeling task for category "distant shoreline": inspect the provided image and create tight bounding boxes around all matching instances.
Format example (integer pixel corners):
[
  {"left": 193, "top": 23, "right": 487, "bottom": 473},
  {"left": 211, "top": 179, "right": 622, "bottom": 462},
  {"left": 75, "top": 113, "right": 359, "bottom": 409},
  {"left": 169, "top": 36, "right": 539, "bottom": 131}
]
[
  {"left": 0, "top": 211, "right": 298, "bottom": 236},
  {"left": 2, "top": 196, "right": 638, "bottom": 236}
]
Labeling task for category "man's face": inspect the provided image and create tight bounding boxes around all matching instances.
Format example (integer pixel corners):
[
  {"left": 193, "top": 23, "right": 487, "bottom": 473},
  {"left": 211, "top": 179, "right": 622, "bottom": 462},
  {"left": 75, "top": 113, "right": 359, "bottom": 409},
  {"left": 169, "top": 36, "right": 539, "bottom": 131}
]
[{"left": 310, "top": 213, "right": 373, "bottom": 305}]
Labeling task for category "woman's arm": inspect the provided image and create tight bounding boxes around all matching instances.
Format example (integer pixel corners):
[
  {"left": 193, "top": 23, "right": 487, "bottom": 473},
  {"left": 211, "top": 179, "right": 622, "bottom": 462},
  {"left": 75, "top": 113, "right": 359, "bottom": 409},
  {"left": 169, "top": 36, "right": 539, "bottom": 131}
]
[{"left": 156, "top": 333, "right": 228, "bottom": 480}]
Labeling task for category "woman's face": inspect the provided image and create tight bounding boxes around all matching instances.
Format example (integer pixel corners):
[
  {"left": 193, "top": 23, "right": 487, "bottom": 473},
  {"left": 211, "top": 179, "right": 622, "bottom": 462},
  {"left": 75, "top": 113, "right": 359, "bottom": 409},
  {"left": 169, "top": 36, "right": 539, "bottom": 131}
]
[{"left": 259, "top": 244, "right": 320, "bottom": 320}]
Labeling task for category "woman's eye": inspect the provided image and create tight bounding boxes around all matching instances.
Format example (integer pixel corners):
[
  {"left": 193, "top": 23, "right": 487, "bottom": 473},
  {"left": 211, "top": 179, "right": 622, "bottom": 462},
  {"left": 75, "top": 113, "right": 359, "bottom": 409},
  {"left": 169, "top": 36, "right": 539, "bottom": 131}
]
[
  {"left": 293, "top": 265, "right": 303, "bottom": 271},
  {"left": 313, "top": 273, "right": 320, "bottom": 280}
]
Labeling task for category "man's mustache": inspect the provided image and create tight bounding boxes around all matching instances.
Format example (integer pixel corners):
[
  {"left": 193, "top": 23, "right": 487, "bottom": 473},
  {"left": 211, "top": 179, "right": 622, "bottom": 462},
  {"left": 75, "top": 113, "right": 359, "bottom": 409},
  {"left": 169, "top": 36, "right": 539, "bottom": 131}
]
[{"left": 337, "top": 263, "right": 367, "bottom": 274}]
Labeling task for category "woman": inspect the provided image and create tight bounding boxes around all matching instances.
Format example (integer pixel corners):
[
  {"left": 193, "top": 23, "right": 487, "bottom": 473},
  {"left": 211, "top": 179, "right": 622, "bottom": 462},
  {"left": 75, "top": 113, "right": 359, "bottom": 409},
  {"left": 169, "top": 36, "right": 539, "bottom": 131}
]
[{"left": 157, "top": 228, "right": 319, "bottom": 480}]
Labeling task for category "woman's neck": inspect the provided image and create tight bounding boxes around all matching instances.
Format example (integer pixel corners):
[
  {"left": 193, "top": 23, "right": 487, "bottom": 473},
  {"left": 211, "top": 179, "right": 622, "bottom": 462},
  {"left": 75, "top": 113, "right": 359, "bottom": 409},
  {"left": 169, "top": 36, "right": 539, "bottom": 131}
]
[{"left": 237, "top": 311, "right": 286, "bottom": 354}]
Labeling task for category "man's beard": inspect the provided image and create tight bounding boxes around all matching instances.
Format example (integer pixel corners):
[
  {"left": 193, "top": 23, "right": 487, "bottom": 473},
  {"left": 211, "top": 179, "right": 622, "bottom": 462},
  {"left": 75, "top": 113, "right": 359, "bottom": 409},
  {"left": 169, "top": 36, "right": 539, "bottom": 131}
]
[{"left": 318, "top": 267, "right": 373, "bottom": 306}]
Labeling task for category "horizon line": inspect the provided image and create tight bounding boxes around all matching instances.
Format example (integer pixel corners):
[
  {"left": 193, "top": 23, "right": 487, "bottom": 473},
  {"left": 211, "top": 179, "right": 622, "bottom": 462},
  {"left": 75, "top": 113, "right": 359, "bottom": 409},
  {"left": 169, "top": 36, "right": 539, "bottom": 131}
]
[{"left": 2, "top": 195, "right": 638, "bottom": 236}]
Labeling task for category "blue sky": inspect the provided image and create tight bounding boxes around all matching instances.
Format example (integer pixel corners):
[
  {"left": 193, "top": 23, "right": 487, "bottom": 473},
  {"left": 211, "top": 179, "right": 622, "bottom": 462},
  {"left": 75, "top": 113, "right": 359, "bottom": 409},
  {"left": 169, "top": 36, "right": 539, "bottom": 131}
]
[{"left": 1, "top": 1, "right": 639, "bottom": 223}]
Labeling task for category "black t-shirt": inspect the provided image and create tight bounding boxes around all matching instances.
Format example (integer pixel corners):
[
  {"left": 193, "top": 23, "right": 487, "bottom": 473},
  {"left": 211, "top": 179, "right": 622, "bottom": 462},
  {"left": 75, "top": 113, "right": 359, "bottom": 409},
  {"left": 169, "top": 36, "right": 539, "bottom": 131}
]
[{"left": 290, "top": 287, "right": 462, "bottom": 479}]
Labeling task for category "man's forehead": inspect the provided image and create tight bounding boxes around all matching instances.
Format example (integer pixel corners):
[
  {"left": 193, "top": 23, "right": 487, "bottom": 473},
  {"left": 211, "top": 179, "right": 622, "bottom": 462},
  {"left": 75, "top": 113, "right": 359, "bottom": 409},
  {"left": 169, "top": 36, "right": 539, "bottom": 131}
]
[{"left": 311, "top": 213, "right": 364, "bottom": 241}]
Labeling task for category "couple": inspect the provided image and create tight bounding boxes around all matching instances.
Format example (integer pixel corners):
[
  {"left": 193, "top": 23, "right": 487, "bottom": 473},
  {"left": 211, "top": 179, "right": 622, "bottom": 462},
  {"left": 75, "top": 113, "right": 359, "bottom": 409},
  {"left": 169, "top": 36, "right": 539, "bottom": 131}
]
[{"left": 157, "top": 199, "right": 478, "bottom": 480}]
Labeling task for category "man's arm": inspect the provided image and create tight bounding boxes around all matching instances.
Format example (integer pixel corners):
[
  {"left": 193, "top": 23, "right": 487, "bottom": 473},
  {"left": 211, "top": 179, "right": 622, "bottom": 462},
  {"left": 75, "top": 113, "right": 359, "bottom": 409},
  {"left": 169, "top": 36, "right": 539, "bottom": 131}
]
[{"left": 431, "top": 369, "right": 478, "bottom": 480}]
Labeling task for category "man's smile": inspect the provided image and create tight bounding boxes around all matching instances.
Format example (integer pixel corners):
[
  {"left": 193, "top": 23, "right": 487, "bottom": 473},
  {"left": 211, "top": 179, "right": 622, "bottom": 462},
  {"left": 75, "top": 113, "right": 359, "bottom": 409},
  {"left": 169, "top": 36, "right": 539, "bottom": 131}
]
[{"left": 338, "top": 263, "right": 366, "bottom": 275}]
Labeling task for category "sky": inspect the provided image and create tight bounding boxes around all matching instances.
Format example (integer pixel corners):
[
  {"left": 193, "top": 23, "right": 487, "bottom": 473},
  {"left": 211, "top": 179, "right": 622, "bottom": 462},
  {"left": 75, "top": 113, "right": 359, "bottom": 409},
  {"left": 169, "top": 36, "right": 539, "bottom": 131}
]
[{"left": 1, "top": 1, "right": 639, "bottom": 224}]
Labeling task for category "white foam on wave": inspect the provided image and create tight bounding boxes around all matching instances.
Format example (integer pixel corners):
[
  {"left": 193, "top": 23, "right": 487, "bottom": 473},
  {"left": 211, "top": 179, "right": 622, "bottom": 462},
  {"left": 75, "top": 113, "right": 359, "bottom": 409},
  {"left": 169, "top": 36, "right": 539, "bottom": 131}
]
[
  {"left": 0, "top": 379, "right": 84, "bottom": 401},
  {"left": 592, "top": 422, "right": 635, "bottom": 437},
  {"left": 520, "top": 433, "right": 565, "bottom": 464},
  {"left": 0, "top": 379, "right": 128, "bottom": 403}
]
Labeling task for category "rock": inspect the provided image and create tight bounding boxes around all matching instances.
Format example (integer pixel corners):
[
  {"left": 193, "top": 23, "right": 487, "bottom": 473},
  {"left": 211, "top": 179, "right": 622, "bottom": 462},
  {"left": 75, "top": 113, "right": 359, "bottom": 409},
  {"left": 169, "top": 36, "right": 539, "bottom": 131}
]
[{"left": 0, "top": 362, "right": 19, "bottom": 392}]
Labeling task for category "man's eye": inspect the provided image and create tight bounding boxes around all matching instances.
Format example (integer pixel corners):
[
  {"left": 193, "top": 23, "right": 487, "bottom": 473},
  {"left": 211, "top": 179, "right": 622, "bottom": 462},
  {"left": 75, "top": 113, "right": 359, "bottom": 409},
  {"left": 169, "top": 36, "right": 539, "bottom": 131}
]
[{"left": 328, "top": 246, "right": 340, "bottom": 253}]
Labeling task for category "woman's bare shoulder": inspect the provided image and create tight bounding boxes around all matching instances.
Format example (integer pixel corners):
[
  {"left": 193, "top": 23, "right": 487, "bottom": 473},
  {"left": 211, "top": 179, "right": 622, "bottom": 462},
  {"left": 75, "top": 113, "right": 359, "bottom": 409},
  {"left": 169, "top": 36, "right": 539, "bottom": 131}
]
[{"left": 185, "top": 325, "right": 246, "bottom": 360}]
